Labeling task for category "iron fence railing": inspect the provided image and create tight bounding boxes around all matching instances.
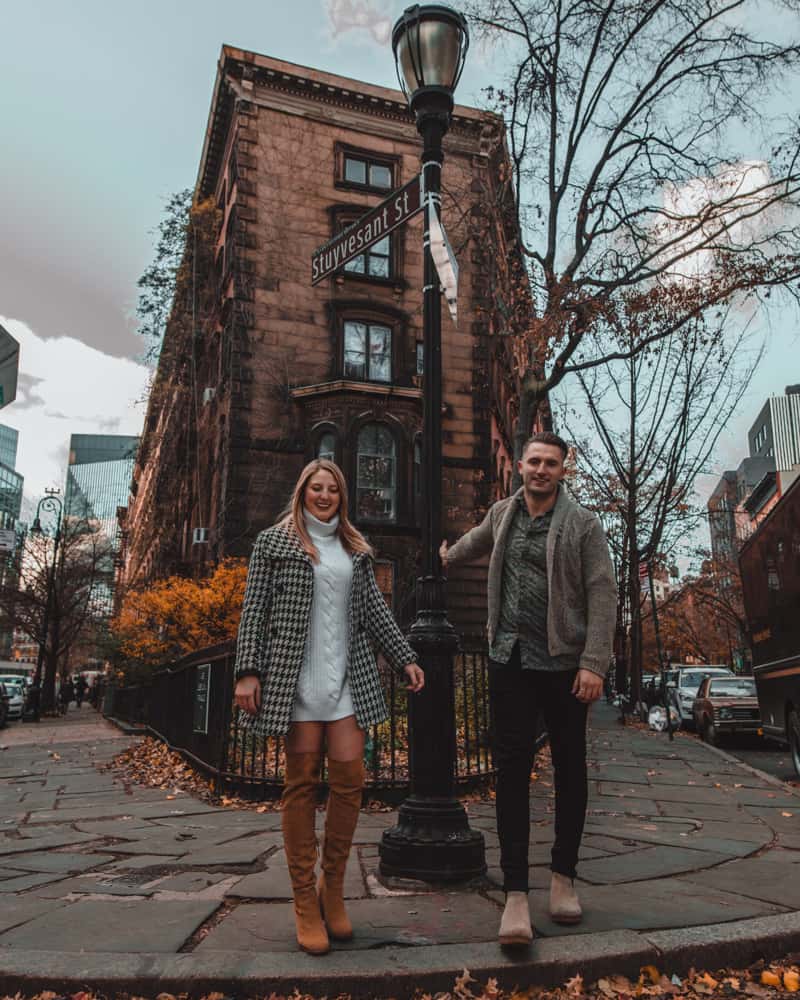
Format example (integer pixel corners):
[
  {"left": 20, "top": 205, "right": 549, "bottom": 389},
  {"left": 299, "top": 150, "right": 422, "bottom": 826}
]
[{"left": 107, "top": 640, "right": 497, "bottom": 802}]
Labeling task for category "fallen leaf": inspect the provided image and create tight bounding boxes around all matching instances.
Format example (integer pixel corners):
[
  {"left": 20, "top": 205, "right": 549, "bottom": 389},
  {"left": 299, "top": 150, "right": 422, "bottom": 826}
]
[
  {"left": 455, "top": 968, "right": 476, "bottom": 997},
  {"left": 564, "top": 974, "right": 583, "bottom": 996},
  {"left": 642, "top": 964, "right": 660, "bottom": 985},
  {"left": 782, "top": 812, "right": 793, "bottom": 818},
  {"left": 761, "top": 970, "right": 781, "bottom": 987},
  {"left": 785, "top": 970, "right": 800, "bottom": 992}
]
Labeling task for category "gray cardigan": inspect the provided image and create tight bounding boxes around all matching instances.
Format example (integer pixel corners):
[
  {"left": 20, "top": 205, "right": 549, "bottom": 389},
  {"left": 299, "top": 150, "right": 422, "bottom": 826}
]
[{"left": 446, "top": 486, "right": 617, "bottom": 677}]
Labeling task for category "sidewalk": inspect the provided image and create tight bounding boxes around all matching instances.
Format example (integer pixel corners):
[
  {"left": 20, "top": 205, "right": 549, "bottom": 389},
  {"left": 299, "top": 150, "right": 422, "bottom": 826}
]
[{"left": 0, "top": 703, "right": 798, "bottom": 997}]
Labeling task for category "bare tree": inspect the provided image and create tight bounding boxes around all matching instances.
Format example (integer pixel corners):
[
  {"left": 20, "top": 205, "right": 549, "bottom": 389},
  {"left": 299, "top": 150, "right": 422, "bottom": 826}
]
[
  {"left": 466, "top": 0, "right": 800, "bottom": 470},
  {"left": 0, "top": 517, "right": 115, "bottom": 712},
  {"left": 561, "top": 310, "right": 761, "bottom": 700}
]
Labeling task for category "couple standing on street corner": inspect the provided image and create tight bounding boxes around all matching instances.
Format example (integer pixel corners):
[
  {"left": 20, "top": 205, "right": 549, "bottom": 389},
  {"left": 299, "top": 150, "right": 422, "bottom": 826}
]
[{"left": 233, "top": 432, "right": 617, "bottom": 953}]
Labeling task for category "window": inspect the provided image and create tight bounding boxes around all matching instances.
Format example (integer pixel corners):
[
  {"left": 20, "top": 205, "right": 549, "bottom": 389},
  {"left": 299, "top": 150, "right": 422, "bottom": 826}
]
[
  {"left": 356, "top": 424, "right": 396, "bottom": 522},
  {"left": 317, "top": 432, "right": 336, "bottom": 462},
  {"left": 344, "top": 235, "right": 391, "bottom": 278},
  {"left": 416, "top": 340, "right": 424, "bottom": 376},
  {"left": 344, "top": 321, "right": 392, "bottom": 382},
  {"left": 344, "top": 155, "right": 393, "bottom": 191}
]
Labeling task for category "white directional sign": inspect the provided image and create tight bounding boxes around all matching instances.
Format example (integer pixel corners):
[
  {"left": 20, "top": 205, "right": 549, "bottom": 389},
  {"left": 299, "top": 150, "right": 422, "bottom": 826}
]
[
  {"left": 312, "top": 174, "right": 424, "bottom": 285},
  {"left": 428, "top": 198, "right": 459, "bottom": 325}
]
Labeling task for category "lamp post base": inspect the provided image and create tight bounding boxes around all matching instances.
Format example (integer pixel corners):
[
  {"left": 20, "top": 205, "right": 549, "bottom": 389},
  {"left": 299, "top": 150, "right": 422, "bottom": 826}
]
[
  {"left": 379, "top": 797, "right": 486, "bottom": 882},
  {"left": 378, "top": 596, "right": 486, "bottom": 882}
]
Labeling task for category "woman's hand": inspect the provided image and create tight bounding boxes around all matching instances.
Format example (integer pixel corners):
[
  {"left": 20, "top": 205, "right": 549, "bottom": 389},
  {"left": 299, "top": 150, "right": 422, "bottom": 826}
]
[
  {"left": 234, "top": 675, "right": 262, "bottom": 715},
  {"left": 404, "top": 663, "right": 425, "bottom": 693}
]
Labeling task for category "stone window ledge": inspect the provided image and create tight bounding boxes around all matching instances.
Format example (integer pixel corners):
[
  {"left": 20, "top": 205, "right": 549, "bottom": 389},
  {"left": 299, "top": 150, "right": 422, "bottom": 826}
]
[{"left": 290, "top": 380, "right": 422, "bottom": 401}]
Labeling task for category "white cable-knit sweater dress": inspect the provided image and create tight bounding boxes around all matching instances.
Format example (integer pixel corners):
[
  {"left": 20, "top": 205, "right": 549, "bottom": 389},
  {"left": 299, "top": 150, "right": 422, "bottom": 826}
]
[{"left": 291, "top": 510, "right": 355, "bottom": 722}]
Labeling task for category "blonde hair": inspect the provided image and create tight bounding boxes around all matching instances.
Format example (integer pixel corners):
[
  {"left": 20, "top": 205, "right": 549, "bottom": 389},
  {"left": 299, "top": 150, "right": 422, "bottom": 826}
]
[{"left": 278, "top": 459, "right": 374, "bottom": 562}]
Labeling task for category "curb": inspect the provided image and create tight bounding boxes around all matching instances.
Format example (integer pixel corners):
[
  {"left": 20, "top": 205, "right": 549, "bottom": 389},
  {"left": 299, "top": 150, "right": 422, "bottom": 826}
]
[
  {"left": 692, "top": 737, "right": 800, "bottom": 799},
  {"left": 0, "top": 915, "right": 799, "bottom": 998},
  {"left": 103, "top": 715, "right": 148, "bottom": 736}
]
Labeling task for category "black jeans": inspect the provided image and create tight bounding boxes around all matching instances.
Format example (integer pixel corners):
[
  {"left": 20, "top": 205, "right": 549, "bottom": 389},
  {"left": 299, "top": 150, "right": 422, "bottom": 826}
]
[{"left": 489, "top": 644, "right": 588, "bottom": 891}]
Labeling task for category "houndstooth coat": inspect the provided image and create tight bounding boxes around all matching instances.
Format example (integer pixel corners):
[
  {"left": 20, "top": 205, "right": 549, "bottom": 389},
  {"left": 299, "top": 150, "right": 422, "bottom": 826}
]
[{"left": 234, "top": 524, "right": 418, "bottom": 737}]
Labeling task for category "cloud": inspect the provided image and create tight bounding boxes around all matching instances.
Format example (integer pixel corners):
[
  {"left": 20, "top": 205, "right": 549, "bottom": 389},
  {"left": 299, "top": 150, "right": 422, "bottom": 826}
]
[
  {"left": 0, "top": 316, "right": 149, "bottom": 507},
  {"left": 658, "top": 160, "right": 779, "bottom": 283},
  {"left": 325, "top": 0, "right": 394, "bottom": 45}
]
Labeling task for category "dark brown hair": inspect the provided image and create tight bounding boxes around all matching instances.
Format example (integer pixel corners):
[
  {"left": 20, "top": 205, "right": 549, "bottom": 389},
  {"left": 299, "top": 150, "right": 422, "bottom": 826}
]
[{"left": 521, "top": 431, "right": 569, "bottom": 460}]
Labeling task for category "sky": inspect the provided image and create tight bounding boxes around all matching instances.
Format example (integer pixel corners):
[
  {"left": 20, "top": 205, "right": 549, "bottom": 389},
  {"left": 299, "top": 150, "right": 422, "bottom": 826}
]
[{"left": 0, "top": 0, "right": 797, "bottom": 515}]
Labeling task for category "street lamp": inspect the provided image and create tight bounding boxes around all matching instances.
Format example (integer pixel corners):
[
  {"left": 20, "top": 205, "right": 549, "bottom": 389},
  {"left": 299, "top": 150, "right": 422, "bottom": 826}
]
[
  {"left": 30, "top": 489, "right": 63, "bottom": 718},
  {"left": 379, "top": 4, "right": 485, "bottom": 882}
]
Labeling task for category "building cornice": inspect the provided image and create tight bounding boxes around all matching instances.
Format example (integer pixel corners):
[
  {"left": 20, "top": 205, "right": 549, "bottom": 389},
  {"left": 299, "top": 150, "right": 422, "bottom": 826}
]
[{"left": 198, "top": 46, "right": 499, "bottom": 199}]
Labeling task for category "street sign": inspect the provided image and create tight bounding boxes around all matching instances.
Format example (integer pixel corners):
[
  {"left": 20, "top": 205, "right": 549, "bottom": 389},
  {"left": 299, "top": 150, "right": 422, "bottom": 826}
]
[
  {"left": 428, "top": 198, "right": 459, "bottom": 324},
  {"left": 0, "top": 529, "right": 17, "bottom": 553},
  {"left": 311, "top": 174, "right": 423, "bottom": 285}
]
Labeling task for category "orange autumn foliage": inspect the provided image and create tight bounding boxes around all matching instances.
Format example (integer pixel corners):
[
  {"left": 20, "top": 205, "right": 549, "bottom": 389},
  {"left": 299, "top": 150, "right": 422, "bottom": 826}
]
[{"left": 111, "top": 559, "right": 247, "bottom": 677}]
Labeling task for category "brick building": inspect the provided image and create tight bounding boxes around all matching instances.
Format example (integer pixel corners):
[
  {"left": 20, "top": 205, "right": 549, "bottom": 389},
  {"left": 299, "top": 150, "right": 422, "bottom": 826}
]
[{"left": 118, "top": 47, "right": 528, "bottom": 644}]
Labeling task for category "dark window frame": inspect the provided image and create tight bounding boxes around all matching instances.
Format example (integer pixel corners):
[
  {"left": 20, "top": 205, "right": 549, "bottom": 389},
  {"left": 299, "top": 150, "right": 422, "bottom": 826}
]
[
  {"left": 343, "top": 319, "right": 394, "bottom": 384},
  {"left": 335, "top": 143, "right": 399, "bottom": 195}
]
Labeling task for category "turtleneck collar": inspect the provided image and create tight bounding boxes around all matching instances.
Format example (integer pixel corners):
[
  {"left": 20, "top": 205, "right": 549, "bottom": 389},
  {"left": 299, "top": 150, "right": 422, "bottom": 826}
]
[{"left": 304, "top": 508, "right": 340, "bottom": 538}]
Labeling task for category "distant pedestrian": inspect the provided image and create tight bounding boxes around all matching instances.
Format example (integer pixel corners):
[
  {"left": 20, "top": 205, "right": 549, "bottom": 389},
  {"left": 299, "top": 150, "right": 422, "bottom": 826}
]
[
  {"left": 441, "top": 432, "right": 616, "bottom": 947},
  {"left": 75, "top": 674, "right": 87, "bottom": 708},
  {"left": 58, "top": 675, "right": 75, "bottom": 714},
  {"left": 234, "top": 459, "right": 424, "bottom": 955}
]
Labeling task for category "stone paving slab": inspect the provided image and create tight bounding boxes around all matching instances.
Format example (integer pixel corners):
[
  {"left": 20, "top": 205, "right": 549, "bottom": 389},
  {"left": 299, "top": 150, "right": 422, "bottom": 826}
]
[
  {"left": 0, "top": 898, "right": 220, "bottom": 952},
  {"left": 198, "top": 894, "right": 502, "bottom": 953},
  {"left": 3, "top": 851, "right": 110, "bottom": 873},
  {"left": 680, "top": 858, "right": 800, "bottom": 908},
  {"left": 503, "top": 876, "right": 786, "bottom": 936},
  {"left": 0, "top": 871, "right": 72, "bottom": 892},
  {"left": 577, "top": 845, "right": 731, "bottom": 885}
]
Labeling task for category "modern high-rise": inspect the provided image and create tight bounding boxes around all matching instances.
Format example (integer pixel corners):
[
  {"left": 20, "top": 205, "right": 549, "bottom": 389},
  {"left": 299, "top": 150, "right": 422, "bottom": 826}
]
[
  {"left": 0, "top": 424, "right": 18, "bottom": 471},
  {"left": 707, "top": 455, "right": 776, "bottom": 560},
  {"left": 0, "top": 424, "right": 23, "bottom": 657},
  {"left": 64, "top": 434, "right": 139, "bottom": 615},
  {"left": 748, "top": 385, "right": 800, "bottom": 493}
]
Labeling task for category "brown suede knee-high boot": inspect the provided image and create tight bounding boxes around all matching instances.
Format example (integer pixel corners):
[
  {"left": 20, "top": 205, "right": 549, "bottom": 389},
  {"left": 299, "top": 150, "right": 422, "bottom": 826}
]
[
  {"left": 282, "top": 752, "right": 329, "bottom": 955},
  {"left": 318, "top": 757, "right": 364, "bottom": 940}
]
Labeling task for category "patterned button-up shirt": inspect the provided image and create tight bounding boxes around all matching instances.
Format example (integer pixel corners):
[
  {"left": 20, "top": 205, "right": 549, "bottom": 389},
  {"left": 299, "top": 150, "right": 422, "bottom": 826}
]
[{"left": 490, "top": 494, "right": 579, "bottom": 671}]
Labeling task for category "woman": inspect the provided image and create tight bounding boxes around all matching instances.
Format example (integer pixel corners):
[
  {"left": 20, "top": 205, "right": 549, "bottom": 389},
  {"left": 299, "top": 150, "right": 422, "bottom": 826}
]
[{"left": 234, "top": 459, "right": 424, "bottom": 955}]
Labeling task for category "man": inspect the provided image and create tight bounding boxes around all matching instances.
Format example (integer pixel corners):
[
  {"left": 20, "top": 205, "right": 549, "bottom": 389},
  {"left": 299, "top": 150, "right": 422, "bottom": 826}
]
[{"left": 441, "top": 432, "right": 616, "bottom": 946}]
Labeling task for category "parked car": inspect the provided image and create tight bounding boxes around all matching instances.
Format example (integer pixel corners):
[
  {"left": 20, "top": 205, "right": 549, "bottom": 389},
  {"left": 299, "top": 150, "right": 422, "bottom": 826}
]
[
  {"left": 692, "top": 675, "right": 761, "bottom": 745},
  {"left": 0, "top": 680, "right": 24, "bottom": 721},
  {"left": 666, "top": 665, "right": 735, "bottom": 728},
  {"left": 0, "top": 683, "right": 8, "bottom": 728},
  {"left": 753, "top": 654, "right": 800, "bottom": 778}
]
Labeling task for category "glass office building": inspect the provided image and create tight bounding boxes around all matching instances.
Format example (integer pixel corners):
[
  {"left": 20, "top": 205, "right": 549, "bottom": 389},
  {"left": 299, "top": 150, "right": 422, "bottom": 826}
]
[
  {"left": 64, "top": 434, "right": 139, "bottom": 616},
  {"left": 0, "top": 463, "right": 23, "bottom": 529},
  {"left": 0, "top": 430, "right": 23, "bottom": 657},
  {"left": 0, "top": 425, "right": 18, "bottom": 472}
]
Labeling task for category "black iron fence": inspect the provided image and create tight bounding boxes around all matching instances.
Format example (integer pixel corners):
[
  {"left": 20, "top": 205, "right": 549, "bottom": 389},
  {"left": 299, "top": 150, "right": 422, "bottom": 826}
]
[{"left": 106, "top": 640, "right": 496, "bottom": 802}]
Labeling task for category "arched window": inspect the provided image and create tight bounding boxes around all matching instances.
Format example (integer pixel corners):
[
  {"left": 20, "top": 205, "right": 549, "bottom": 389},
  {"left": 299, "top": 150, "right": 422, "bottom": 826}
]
[
  {"left": 317, "top": 432, "right": 336, "bottom": 462},
  {"left": 356, "top": 424, "right": 396, "bottom": 522}
]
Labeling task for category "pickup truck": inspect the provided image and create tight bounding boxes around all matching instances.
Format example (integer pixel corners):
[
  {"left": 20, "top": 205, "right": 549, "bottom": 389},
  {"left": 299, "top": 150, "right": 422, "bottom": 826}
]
[{"left": 753, "top": 654, "right": 800, "bottom": 778}]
